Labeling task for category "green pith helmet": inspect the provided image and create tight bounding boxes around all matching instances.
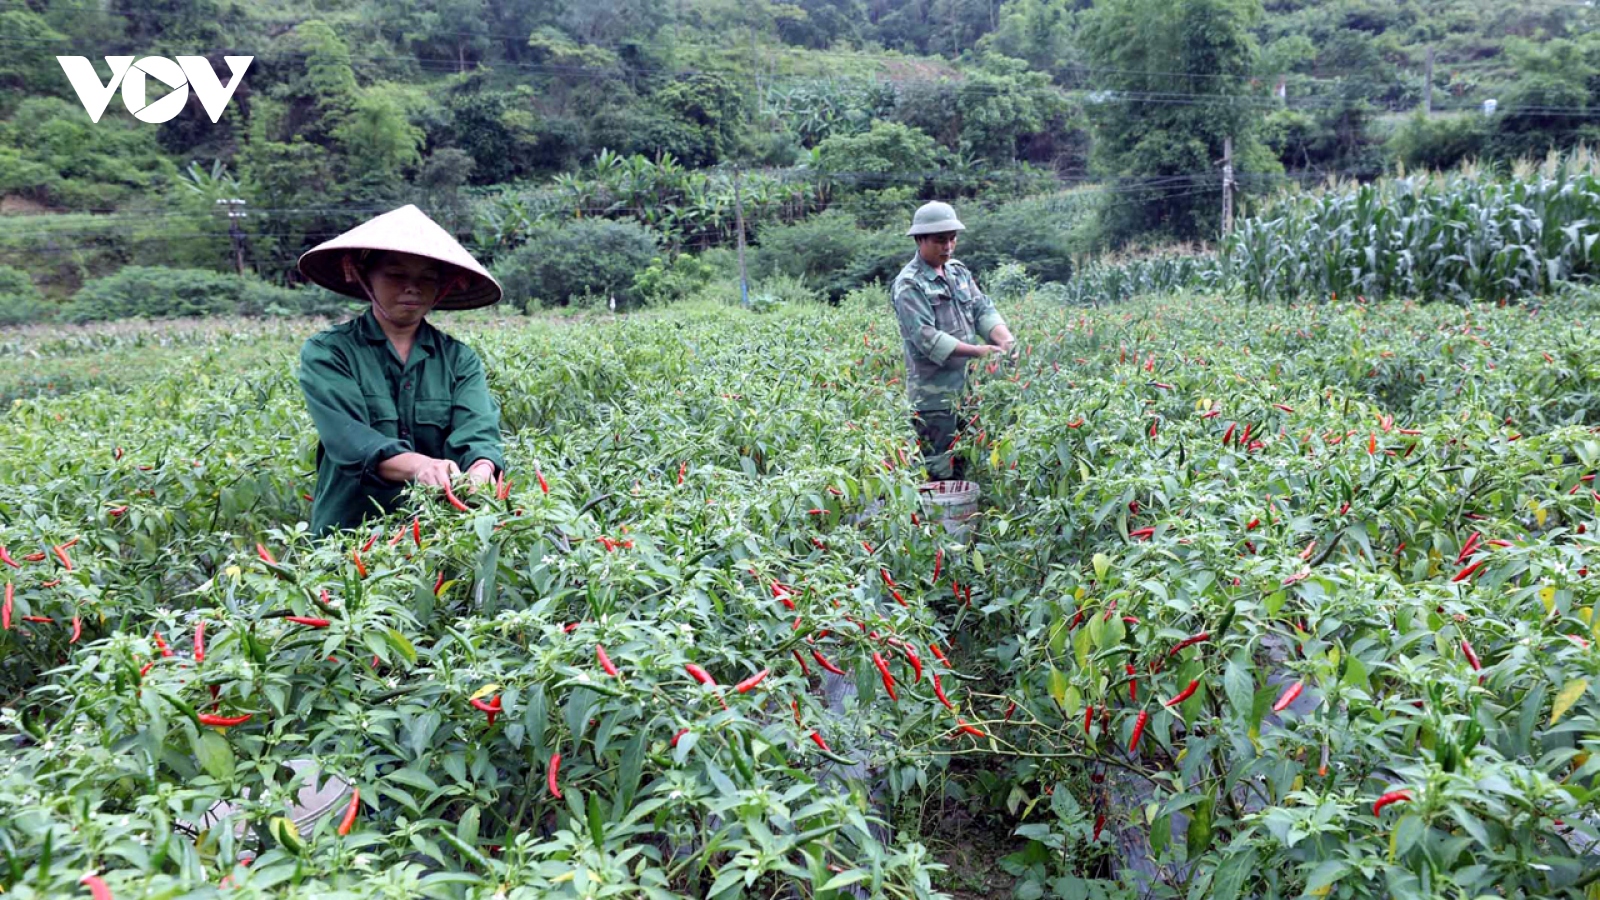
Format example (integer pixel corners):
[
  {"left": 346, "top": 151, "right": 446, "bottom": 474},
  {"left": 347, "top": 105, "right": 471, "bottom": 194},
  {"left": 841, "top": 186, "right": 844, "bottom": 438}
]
[{"left": 905, "top": 201, "right": 966, "bottom": 237}]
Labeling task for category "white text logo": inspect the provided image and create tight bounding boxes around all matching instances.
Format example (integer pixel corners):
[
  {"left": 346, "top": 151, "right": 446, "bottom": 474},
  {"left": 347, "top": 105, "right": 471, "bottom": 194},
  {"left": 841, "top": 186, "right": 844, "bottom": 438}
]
[{"left": 56, "top": 56, "right": 253, "bottom": 124}]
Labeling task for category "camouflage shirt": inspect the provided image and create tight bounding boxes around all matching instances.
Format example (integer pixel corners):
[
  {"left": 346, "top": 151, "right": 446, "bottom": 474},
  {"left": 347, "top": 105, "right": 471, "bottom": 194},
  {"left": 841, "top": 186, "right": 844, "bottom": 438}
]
[{"left": 890, "top": 254, "right": 1006, "bottom": 412}]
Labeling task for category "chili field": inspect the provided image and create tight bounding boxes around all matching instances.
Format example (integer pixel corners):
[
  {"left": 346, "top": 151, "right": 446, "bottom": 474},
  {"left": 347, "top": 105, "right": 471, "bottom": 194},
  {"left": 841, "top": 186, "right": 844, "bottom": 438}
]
[{"left": 3, "top": 288, "right": 1600, "bottom": 900}]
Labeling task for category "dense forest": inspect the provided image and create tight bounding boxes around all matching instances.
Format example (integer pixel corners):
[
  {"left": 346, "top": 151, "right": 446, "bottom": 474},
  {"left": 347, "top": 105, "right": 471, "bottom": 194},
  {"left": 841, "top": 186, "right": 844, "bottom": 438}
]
[{"left": 0, "top": 0, "right": 1596, "bottom": 319}]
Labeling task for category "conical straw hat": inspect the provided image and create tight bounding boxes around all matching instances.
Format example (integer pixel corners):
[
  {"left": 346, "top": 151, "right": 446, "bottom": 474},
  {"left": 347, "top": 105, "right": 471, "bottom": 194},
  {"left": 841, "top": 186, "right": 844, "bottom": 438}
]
[{"left": 298, "top": 205, "right": 502, "bottom": 310}]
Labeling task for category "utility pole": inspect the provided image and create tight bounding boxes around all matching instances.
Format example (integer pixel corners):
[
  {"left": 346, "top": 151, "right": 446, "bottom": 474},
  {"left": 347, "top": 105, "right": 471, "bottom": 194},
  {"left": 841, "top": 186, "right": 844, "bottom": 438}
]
[
  {"left": 1424, "top": 46, "right": 1435, "bottom": 114},
  {"left": 733, "top": 166, "right": 749, "bottom": 307},
  {"left": 1221, "top": 136, "right": 1234, "bottom": 238},
  {"left": 217, "top": 197, "right": 247, "bottom": 276}
]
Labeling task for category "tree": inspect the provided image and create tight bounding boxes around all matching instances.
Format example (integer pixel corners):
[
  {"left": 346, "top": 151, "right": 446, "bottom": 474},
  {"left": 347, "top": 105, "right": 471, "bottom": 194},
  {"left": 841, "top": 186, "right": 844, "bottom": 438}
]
[
  {"left": 363, "top": 0, "right": 493, "bottom": 72},
  {"left": 776, "top": 0, "right": 868, "bottom": 49},
  {"left": 0, "top": 8, "right": 69, "bottom": 115},
  {"left": 1079, "top": 0, "right": 1269, "bottom": 245},
  {"left": 815, "top": 120, "right": 942, "bottom": 179},
  {"left": 978, "top": 0, "right": 1080, "bottom": 83}
]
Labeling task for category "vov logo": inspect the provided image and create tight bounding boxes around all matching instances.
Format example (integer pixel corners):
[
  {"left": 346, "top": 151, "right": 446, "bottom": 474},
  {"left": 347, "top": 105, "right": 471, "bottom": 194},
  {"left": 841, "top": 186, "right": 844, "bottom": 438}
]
[{"left": 57, "top": 56, "right": 253, "bottom": 124}]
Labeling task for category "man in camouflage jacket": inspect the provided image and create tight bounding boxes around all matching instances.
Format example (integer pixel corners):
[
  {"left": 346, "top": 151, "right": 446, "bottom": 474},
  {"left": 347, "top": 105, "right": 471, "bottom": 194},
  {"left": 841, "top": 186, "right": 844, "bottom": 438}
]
[{"left": 890, "top": 201, "right": 1015, "bottom": 481}]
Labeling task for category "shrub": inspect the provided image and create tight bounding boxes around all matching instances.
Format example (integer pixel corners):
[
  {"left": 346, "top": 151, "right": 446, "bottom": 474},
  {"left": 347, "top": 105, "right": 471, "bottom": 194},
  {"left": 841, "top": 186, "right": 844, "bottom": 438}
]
[
  {"left": 491, "top": 218, "right": 659, "bottom": 311},
  {"left": 61, "top": 266, "right": 314, "bottom": 323},
  {"left": 0, "top": 264, "right": 49, "bottom": 326},
  {"left": 631, "top": 253, "right": 717, "bottom": 306},
  {"left": 1389, "top": 110, "right": 1490, "bottom": 173},
  {"left": 753, "top": 210, "right": 904, "bottom": 300},
  {"left": 957, "top": 197, "right": 1083, "bottom": 284}
]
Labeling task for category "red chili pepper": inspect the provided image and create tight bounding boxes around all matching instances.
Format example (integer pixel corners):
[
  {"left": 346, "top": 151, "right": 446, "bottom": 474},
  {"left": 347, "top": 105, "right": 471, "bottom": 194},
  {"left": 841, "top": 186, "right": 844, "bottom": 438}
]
[
  {"left": 1367, "top": 433, "right": 1377, "bottom": 455},
  {"left": 352, "top": 549, "right": 368, "bottom": 579},
  {"left": 0, "top": 546, "right": 16, "bottom": 569},
  {"left": 735, "top": 669, "right": 770, "bottom": 693},
  {"left": 1372, "top": 790, "right": 1412, "bottom": 815},
  {"left": 808, "top": 731, "right": 832, "bottom": 752},
  {"left": 285, "top": 616, "right": 331, "bottom": 628},
  {"left": 1129, "top": 527, "right": 1155, "bottom": 540},
  {"left": 677, "top": 461, "right": 687, "bottom": 485},
  {"left": 360, "top": 532, "right": 378, "bottom": 554},
  {"left": 811, "top": 649, "right": 845, "bottom": 676},
  {"left": 434, "top": 571, "right": 446, "bottom": 595},
  {"left": 22, "top": 614, "right": 51, "bottom": 623},
  {"left": 872, "top": 651, "right": 897, "bottom": 700},
  {"left": 337, "top": 788, "right": 360, "bottom": 836},
  {"left": 153, "top": 631, "right": 173, "bottom": 658},
  {"left": 413, "top": 518, "right": 423, "bottom": 547},
  {"left": 685, "top": 663, "right": 717, "bottom": 686},
  {"left": 1164, "top": 679, "right": 1199, "bottom": 707},
  {"left": 1127, "top": 711, "right": 1149, "bottom": 754},
  {"left": 80, "top": 875, "right": 113, "bottom": 900},
  {"left": 1093, "top": 813, "right": 1106, "bottom": 841},
  {"left": 1222, "top": 423, "right": 1236, "bottom": 445},
  {"left": 0, "top": 582, "right": 9, "bottom": 630},
  {"left": 443, "top": 481, "right": 470, "bottom": 512},
  {"left": 21, "top": 552, "right": 45, "bottom": 562},
  {"left": 1069, "top": 609, "right": 1085, "bottom": 630},
  {"left": 1068, "top": 417, "right": 1085, "bottom": 428},
  {"left": 139, "top": 660, "right": 154, "bottom": 677},
  {"left": 470, "top": 696, "right": 502, "bottom": 725},
  {"left": 929, "top": 643, "right": 950, "bottom": 665},
  {"left": 198, "top": 713, "right": 252, "bottom": 727},
  {"left": 108, "top": 506, "right": 128, "bottom": 517},
  {"left": 1169, "top": 632, "right": 1210, "bottom": 656},
  {"left": 792, "top": 648, "right": 811, "bottom": 675},
  {"left": 933, "top": 673, "right": 956, "bottom": 710},
  {"left": 1084, "top": 704, "right": 1095, "bottom": 734},
  {"left": 69, "top": 616, "right": 82, "bottom": 643},
  {"left": 954, "top": 718, "right": 986, "bottom": 739},
  {"left": 1455, "top": 533, "right": 1482, "bottom": 564},
  {"left": 1272, "top": 680, "right": 1304, "bottom": 713},
  {"left": 536, "top": 466, "right": 550, "bottom": 494},
  {"left": 547, "top": 752, "right": 563, "bottom": 799},
  {"left": 1451, "top": 559, "right": 1487, "bottom": 582},
  {"left": 596, "top": 645, "right": 620, "bottom": 678},
  {"left": 1461, "top": 639, "right": 1482, "bottom": 671},
  {"left": 1246, "top": 517, "right": 1260, "bottom": 531},
  {"left": 963, "top": 584, "right": 972, "bottom": 606},
  {"left": 48, "top": 543, "right": 72, "bottom": 572},
  {"left": 1273, "top": 403, "right": 1294, "bottom": 413},
  {"left": 932, "top": 548, "right": 943, "bottom": 583},
  {"left": 256, "top": 543, "right": 276, "bottom": 565},
  {"left": 671, "top": 728, "right": 689, "bottom": 748},
  {"left": 901, "top": 645, "right": 923, "bottom": 682},
  {"left": 862, "top": 540, "right": 875, "bottom": 555},
  {"left": 1125, "top": 663, "right": 1138, "bottom": 701}
]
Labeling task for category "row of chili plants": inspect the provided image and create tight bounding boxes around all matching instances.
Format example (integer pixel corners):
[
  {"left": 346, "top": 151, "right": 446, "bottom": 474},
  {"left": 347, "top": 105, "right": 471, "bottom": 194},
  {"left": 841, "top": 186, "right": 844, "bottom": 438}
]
[{"left": 2, "top": 290, "right": 1598, "bottom": 899}]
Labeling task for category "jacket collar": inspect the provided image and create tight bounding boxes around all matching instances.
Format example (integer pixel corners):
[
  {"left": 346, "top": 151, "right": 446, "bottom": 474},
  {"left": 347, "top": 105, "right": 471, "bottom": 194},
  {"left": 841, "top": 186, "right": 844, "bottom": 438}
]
[{"left": 356, "top": 307, "right": 437, "bottom": 360}]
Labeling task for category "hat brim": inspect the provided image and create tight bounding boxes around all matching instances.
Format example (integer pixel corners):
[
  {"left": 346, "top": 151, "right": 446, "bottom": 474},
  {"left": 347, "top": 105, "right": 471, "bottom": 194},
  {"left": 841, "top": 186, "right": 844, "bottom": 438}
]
[
  {"left": 906, "top": 220, "right": 966, "bottom": 236},
  {"left": 298, "top": 248, "right": 502, "bottom": 311},
  {"left": 296, "top": 205, "right": 503, "bottom": 311}
]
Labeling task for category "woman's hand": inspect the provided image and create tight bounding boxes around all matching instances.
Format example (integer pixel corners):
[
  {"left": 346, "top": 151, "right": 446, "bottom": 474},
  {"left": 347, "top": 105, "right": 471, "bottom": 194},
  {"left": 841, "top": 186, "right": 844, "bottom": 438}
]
[
  {"left": 378, "top": 452, "right": 460, "bottom": 487},
  {"left": 465, "top": 459, "right": 497, "bottom": 490}
]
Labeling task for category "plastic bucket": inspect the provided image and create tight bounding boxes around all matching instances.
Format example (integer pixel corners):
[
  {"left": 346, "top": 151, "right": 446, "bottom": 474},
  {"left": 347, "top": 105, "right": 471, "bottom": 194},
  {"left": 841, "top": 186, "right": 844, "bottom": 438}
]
[{"left": 918, "top": 480, "right": 980, "bottom": 541}]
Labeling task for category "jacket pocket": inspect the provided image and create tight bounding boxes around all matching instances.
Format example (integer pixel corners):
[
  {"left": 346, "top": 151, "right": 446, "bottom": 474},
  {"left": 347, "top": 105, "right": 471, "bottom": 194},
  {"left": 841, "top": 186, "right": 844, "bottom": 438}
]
[
  {"left": 363, "top": 393, "right": 400, "bottom": 438},
  {"left": 413, "top": 399, "right": 453, "bottom": 452}
]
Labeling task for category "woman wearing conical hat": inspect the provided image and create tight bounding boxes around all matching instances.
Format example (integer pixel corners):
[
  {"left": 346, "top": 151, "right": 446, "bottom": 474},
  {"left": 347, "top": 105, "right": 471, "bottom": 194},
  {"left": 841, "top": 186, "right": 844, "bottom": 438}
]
[{"left": 296, "top": 205, "right": 506, "bottom": 535}]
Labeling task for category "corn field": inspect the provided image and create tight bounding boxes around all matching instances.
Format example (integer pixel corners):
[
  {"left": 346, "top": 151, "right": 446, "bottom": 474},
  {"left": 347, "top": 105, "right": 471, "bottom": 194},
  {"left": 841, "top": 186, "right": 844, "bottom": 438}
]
[{"left": 1057, "top": 151, "right": 1600, "bottom": 307}]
